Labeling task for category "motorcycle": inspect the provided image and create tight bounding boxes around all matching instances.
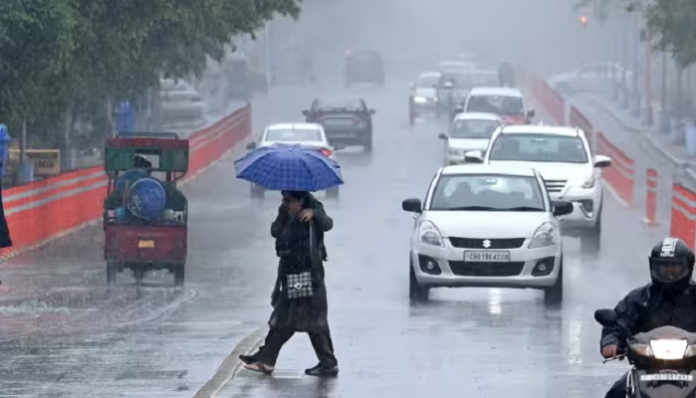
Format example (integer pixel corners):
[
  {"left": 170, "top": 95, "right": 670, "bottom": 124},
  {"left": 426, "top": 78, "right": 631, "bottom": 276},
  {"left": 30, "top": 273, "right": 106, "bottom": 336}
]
[{"left": 595, "top": 308, "right": 696, "bottom": 397}]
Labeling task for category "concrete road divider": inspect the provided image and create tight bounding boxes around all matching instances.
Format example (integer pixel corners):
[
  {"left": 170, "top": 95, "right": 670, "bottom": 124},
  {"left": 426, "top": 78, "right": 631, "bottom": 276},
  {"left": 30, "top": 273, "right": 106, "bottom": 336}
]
[
  {"left": 596, "top": 132, "right": 635, "bottom": 207},
  {"left": 0, "top": 105, "right": 251, "bottom": 260}
]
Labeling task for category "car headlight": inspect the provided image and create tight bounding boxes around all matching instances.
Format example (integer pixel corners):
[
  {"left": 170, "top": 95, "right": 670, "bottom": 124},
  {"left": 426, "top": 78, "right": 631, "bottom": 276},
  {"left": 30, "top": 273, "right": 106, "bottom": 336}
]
[
  {"left": 650, "top": 339, "right": 688, "bottom": 360},
  {"left": 413, "top": 96, "right": 427, "bottom": 103},
  {"left": 528, "top": 222, "right": 557, "bottom": 248},
  {"left": 419, "top": 220, "right": 444, "bottom": 247},
  {"left": 568, "top": 177, "right": 595, "bottom": 189}
]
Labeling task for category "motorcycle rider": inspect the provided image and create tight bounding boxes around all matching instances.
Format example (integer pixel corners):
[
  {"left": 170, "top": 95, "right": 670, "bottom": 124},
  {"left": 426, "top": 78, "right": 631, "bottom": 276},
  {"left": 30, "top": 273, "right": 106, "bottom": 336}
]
[{"left": 601, "top": 237, "right": 696, "bottom": 398}]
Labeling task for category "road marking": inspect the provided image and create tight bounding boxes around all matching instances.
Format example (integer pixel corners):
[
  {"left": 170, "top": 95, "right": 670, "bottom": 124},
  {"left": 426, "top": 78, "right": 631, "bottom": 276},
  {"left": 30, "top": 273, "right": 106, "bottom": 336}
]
[{"left": 193, "top": 325, "right": 268, "bottom": 398}]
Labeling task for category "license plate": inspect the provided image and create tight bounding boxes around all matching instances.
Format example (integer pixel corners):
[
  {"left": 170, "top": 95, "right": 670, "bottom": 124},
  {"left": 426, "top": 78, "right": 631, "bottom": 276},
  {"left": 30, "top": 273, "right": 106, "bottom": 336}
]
[
  {"left": 464, "top": 251, "right": 510, "bottom": 262},
  {"left": 324, "top": 119, "right": 355, "bottom": 127},
  {"left": 138, "top": 240, "right": 155, "bottom": 248},
  {"left": 640, "top": 374, "right": 693, "bottom": 381}
]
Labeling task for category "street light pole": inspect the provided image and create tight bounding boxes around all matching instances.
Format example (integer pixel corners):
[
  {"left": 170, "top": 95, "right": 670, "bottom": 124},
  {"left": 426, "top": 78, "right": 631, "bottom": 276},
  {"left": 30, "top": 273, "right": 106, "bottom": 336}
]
[{"left": 644, "top": 29, "right": 653, "bottom": 125}]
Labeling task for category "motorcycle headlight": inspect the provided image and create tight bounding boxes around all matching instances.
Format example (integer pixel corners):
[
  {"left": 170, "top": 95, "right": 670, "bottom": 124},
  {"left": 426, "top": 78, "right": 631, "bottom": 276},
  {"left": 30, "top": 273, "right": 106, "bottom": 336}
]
[
  {"left": 650, "top": 339, "right": 688, "bottom": 360},
  {"left": 568, "top": 177, "right": 595, "bottom": 189},
  {"left": 413, "top": 96, "right": 427, "bottom": 103},
  {"left": 419, "top": 220, "right": 444, "bottom": 247},
  {"left": 528, "top": 222, "right": 557, "bottom": 248}
]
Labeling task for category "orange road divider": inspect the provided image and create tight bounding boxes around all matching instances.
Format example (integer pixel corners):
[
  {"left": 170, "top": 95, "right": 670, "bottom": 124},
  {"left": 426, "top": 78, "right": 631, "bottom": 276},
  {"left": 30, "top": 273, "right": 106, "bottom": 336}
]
[
  {"left": 0, "top": 105, "right": 251, "bottom": 260},
  {"left": 570, "top": 105, "right": 594, "bottom": 150},
  {"left": 530, "top": 76, "right": 565, "bottom": 125},
  {"left": 597, "top": 132, "right": 635, "bottom": 207},
  {"left": 643, "top": 168, "right": 659, "bottom": 226},
  {"left": 670, "top": 183, "right": 696, "bottom": 248}
]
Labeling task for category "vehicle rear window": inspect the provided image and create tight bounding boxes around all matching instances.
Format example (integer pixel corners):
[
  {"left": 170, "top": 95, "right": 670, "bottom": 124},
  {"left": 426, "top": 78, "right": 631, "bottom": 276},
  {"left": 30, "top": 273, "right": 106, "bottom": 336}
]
[
  {"left": 471, "top": 71, "right": 500, "bottom": 86},
  {"left": 465, "top": 95, "right": 524, "bottom": 116},
  {"left": 430, "top": 174, "right": 544, "bottom": 211},
  {"left": 315, "top": 98, "right": 364, "bottom": 111},
  {"left": 265, "top": 129, "right": 323, "bottom": 142},
  {"left": 489, "top": 134, "right": 589, "bottom": 163},
  {"left": 450, "top": 119, "right": 500, "bottom": 139}
]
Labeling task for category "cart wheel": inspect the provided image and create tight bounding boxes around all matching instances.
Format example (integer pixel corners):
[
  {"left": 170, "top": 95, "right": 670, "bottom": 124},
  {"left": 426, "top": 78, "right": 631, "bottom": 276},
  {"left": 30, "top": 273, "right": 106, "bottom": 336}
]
[
  {"left": 106, "top": 262, "right": 117, "bottom": 285},
  {"left": 134, "top": 268, "right": 145, "bottom": 283},
  {"left": 174, "top": 263, "right": 185, "bottom": 286}
]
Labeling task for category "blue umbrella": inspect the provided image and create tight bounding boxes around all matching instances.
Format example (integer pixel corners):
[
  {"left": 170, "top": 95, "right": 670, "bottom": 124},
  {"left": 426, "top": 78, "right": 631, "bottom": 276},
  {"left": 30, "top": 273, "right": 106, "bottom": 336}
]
[{"left": 234, "top": 144, "right": 343, "bottom": 191}]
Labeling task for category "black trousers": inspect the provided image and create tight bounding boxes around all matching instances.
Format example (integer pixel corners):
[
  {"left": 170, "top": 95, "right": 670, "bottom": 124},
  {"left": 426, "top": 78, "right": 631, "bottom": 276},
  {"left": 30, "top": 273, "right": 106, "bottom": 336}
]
[
  {"left": 605, "top": 372, "right": 628, "bottom": 398},
  {"left": 256, "top": 327, "right": 337, "bottom": 368}
]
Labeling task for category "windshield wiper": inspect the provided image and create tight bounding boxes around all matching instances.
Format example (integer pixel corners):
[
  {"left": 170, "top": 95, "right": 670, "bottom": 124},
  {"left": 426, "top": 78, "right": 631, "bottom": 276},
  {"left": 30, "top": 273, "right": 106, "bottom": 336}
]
[{"left": 501, "top": 206, "right": 544, "bottom": 212}]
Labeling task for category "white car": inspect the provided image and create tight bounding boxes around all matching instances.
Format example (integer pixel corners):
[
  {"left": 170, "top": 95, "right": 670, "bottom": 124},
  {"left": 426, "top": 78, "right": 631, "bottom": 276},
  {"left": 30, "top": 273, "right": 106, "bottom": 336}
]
[
  {"left": 463, "top": 87, "right": 535, "bottom": 125},
  {"left": 402, "top": 165, "right": 573, "bottom": 304},
  {"left": 465, "top": 125, "right": 611, "bottom": 252},
  {"left": 245, "top": 123, "right": 338, "bottom": 198},
  {"left": 548, "top": 62, "right": 631, "bottom": 96},
  {"left": 438, "top": 112, "right": 502, "bottom": 165}
]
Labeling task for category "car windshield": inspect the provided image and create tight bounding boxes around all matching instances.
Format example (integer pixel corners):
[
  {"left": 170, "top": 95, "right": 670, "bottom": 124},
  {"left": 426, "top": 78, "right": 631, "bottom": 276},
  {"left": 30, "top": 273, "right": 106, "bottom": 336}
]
[
  {"left": 466, "top": 95, "right": 524, "bottom": 116},
  {"left": 450, "top": 119, "right": 500, "bottom": 139},
  {"left": 265, "top": 129, "right": 322, "bottom": 142},
  {"left": 442, "top": 72, "right": 473, "bottom": 89},
  {"left": 315, "top": 98, "right": 363, "bottom": 111},
  {"left": 489, "top": 134, "right": 589, "bottom": 163},
  {"left": 416, "top": 75, "right": 440, "bottom": 88},
  {"left": 471, "top": 71, "right": 500, "bottom": 86},
  {"left": 430, "top": 174, "right": 545, "bottom": 211}
]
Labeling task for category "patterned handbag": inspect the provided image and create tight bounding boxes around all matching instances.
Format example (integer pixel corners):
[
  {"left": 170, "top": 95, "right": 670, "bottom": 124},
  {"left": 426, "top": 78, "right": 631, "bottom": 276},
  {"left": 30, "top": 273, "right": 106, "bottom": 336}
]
[{"left": 285, "top": 221, "right": 317, "bottom": 299}]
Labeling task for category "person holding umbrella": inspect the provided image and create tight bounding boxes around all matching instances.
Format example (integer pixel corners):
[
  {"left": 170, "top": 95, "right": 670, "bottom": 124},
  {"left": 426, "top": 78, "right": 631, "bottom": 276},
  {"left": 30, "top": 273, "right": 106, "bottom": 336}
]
[{"left": 234, "top": 144, "right": 343, "bottom": 376}]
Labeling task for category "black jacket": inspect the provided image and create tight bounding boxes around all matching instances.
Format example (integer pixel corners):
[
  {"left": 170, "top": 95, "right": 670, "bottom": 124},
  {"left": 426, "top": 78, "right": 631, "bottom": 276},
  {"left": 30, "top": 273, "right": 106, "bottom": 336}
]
[{"left": 601, "top": 282, "right": 696, "bottom": 349}]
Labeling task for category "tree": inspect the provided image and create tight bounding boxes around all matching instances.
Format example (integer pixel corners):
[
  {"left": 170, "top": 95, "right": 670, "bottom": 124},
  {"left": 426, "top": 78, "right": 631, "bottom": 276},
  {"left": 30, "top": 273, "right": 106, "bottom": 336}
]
[
  {"left": 0, "top": 0, "right": 304, "bottom": 154},
  {"left": 645, "top": 0, "right": 696, "bottom": 67}
]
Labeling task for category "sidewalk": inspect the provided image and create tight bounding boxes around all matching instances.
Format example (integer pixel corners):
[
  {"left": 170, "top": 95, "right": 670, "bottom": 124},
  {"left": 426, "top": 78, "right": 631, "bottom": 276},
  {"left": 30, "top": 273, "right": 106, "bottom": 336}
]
[{"left": 574, "top": 91, "right": 696, "bottom": 169}]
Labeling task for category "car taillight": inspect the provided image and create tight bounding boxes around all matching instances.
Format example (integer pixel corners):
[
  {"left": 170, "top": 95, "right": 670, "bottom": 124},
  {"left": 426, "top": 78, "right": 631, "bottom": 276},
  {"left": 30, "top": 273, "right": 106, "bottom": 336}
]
[{"left": 321, "top": 149, "right": 332, "bottom": 157}]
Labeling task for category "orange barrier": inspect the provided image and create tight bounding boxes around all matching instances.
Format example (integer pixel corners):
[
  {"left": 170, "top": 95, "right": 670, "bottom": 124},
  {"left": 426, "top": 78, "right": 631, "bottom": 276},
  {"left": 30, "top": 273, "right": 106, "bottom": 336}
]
[
  {"left": 0, "top": 105, "right": 251, "bottom": 259},
  {"left": 597, "top": 132, "right": 635, "bottom": 207},
  {"left": 570, "top": 105, "right": 593, "bottom": 148},
  {"left": 530, "top": 77, "right": 565, "bottom": 124},
  {"left": 670, "top": 183, "right": 696, "bottom": 248},
  {"left": 644, "top": 169, "right": 659, "bottom": 226}
]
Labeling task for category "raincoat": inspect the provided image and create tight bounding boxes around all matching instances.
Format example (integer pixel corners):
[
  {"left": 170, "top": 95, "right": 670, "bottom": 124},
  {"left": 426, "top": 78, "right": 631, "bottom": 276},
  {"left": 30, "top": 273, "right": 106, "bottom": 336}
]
[{"left": 269, "top": 195, "right": 332, "bottom": 333}]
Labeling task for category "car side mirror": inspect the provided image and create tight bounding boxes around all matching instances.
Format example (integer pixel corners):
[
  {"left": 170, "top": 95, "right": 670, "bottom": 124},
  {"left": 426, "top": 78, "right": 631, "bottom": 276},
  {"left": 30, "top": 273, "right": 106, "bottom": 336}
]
[
  {"left": 438, "top": 132, "right": 448, "bottom": 140},
  {"left": 402, "top": 198, "right": 422, "bottom": 213},
  {"left": 464, "top": 150, "right": 483, "bottom": 163},
  {"left": 302, "top": 110, "right": 310, "bottom": 116},
  {"left": 594, "top": 155, "right": 611, "bottom": 168},
  {"left": 552, "top": 200, "right": 573, "bottom": 217},
  {"left": 369, "top": 109, "right": 376, "bottom": 115},
  {"left": 526, "top": 109, "right": 535, "bottom": 118},
  {"left": 594, "top": 309, "right": 618, "bottom": 327},
  {"left": 246, "top": 142, "right": 257, "bottom": 150}
]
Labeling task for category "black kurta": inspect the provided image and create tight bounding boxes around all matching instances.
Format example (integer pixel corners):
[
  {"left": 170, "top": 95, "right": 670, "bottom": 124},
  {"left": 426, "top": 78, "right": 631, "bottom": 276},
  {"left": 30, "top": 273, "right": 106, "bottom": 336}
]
[{"left": 268, "top": 196, "right": 332, "bottom": 333}]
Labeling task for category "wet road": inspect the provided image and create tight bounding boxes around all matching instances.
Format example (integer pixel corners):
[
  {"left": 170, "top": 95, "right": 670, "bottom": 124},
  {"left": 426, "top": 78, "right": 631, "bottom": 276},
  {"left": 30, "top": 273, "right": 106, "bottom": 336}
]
[{"left": 0, "top": 63, "right": 666, "bottom": 397}]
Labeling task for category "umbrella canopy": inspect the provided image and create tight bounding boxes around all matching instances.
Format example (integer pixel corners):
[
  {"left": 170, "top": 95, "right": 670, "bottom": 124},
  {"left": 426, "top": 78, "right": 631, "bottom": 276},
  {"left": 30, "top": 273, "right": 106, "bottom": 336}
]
[{"left": 234, "top": 144, "right": 343, "bottom": 191}]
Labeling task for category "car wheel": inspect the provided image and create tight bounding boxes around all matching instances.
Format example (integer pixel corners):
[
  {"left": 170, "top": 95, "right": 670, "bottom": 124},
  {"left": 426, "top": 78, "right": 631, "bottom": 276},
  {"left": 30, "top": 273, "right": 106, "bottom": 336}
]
[
  {"left": 174, "top": 263, "right": 185, "bottom": 286},
  {"left": 106, "top": 261, "right": 117, "bottom": 285},
  {"left": 544, "top": 258, "right": 563, "bottom": 306},
  {"left": 581, "top": 211, "right": 601, "bottom": 255},
  {"left": 409, "top": 261, "right": 429, "bottom": 301},
  {"left": 326, "top": 187, "right": 339, "bottom": 198},
  {"left": 250, "top": 184, "right": 265, "bottom": 199},
  {"left": 363, "top": 134, "right": 373, "bottom": 152}
]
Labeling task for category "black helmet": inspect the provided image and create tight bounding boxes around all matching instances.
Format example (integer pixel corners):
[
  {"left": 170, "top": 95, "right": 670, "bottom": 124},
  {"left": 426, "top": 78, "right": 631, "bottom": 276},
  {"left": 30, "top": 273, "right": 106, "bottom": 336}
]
[{"left": 649, "top": 237, "right": 695, "bottom": 288}]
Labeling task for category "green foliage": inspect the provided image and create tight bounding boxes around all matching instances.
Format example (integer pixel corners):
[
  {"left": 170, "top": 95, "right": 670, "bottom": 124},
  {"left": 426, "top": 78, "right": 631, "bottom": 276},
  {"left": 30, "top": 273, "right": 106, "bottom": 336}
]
[
  {"left": 0, "top": 0, "right": 303, "bottom": 144},
  {"left": 645, "top": 0, "right": 696, "bottom": 67}
]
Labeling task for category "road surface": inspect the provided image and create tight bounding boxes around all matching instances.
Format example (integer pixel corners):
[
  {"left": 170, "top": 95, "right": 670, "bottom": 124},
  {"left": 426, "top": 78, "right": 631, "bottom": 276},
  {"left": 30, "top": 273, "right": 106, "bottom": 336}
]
[{"left": 0, "top": 60, "right": 662, "bottom": 398}]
